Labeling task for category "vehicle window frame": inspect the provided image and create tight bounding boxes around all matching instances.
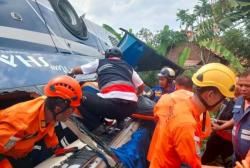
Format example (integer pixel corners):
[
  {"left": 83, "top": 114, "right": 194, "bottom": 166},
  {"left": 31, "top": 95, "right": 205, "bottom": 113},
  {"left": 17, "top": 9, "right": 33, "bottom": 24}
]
[{"left": 49, "top": 0, "right": 88, "bottom": 40}]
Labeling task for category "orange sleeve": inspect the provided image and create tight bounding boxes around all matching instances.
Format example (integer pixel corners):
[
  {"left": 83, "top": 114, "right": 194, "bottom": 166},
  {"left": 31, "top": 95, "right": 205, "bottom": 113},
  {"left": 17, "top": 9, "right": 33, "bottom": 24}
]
[
  {"left": 199, "top": 112, "right": 212, "bottom": 140},
  {"left": 44, "top": 130, "right": 58, "bottom": 148},
  {"left": 173, "top": 125, "right": 201, "bottom": 168},
  {"left": 153, "top": 94, "right": 172, "bottom": 120},
  {"left": 0, "top": 158, "right": 13, "bottom": 168},
  {"left": 0, "top": 122, "right": 20, "bottom": 154}
]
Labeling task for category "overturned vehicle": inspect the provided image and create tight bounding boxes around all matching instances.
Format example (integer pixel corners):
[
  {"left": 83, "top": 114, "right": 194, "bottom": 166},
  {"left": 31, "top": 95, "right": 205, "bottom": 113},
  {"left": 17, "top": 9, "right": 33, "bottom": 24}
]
[{"left": 0, "top": 0, "right": 183, "bottom": 167}]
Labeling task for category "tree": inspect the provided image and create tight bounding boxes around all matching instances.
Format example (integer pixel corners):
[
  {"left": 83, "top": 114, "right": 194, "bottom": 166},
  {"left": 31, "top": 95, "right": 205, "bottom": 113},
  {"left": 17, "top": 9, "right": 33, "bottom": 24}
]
[
  {"left": 176, "top": 0, "right": 249, "bottom": 71},
  {"left": 135, "top": 26, "right": 186, "bottom": 56},
  {"left": 155, "top": 25, "right": 186, "bottom": 55},
  {"left": 177, "top": 9, "right": 196, "bottom": 31},
  {"left": 102, "top": 24, "right": 122, "bottom": 40},
  {"left": 136, "top": 28, "right": 158, "bottom": 48}
]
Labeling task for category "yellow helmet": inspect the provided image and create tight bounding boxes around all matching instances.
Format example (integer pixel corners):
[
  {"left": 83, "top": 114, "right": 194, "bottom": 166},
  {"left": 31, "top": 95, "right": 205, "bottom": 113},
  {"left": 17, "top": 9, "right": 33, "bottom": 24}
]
[{"left": 192, "top": 63, "right": 236, "bottom": 98}]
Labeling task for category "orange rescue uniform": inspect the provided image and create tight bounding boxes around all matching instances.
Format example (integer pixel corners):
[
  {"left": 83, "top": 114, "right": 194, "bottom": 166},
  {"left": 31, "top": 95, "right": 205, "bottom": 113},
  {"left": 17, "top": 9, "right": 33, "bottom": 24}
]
[
  {"left": 0, "top": 96, "right": 58, "bottom": 161},
  {"left": 148, "top": 90, "right": 207, "bottom": 168}
]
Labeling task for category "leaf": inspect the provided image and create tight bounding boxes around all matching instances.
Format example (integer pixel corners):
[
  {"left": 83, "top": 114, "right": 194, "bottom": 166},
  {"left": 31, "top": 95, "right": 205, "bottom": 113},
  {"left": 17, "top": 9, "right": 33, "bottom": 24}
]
[
  {"left": 177, "top": 47, "right": 191, "bottom": 67},
  {"left": 102, "top": 24, "right": 122, "bottom": 40},
  {"left": 199, "top": 39, "right": 244, "bottom": 72},
  {"left": 199, "top": 40, "right": 243, "bottom": 72}
]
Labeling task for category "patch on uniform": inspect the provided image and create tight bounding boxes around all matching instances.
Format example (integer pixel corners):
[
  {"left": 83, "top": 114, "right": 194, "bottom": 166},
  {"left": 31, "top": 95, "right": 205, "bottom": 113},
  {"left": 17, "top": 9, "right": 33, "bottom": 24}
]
[
  {"left": 233, "top": 105, "right": 242, "bottom": 109},
  {"left": 23, "top": 132, "right": 38, "bottom": 140},
  {"left": 4, "top": 136, "right": 21, "bottom": 150},
  {"left": 194, "top": 136, "right": 201, "bottom": 157},
  {"left": 155, "top": 90, "right": 162, "bottom": 97},
  {"left": 41, "top": 120, "right": 47, "bottom": 128},
  {"left": 241, "top": 129, "right": 250, "bottom": 141}
]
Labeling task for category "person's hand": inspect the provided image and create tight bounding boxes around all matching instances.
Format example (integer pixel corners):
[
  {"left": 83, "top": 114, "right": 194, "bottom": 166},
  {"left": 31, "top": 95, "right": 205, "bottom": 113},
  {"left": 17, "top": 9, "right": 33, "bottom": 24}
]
[
  {"left": 235, "top": 151, "right": 250, "bottom": 168},
  {"left": 215, "top": 119, "right": 227, "bottom": 124},
  {"left": 235, "top": 160, "right": 249, "bottom": 168},
  {"left": 212, "top": 122, "right": 221, "bottom": 131},
  {"left": 67, "top": 69, "right": 75, "bottom": 77},
  {"left": 54, "top": 147, "right": 78, "bottom": 156}
]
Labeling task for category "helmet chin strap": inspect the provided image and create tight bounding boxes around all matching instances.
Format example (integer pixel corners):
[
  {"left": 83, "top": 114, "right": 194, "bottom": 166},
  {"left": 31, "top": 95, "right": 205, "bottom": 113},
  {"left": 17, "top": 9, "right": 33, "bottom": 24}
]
[
  {"left": 196, "top": 93, "right": 224, "bottom": 132},
  {"left": 197, "top": 93, "right": 223, "bottom": 110},
  {"left": 46, "top": 98, "right": 71, "bottom": 121},
  {"left": 51, "top": 105, "right": 70, "bottom": 120}
]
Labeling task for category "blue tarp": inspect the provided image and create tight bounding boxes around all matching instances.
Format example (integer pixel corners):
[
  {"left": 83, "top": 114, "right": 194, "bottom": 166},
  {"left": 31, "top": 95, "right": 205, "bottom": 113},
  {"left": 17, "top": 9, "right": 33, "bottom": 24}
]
[
  {"left": 113, "top": 128, "right": 150, "bottom": 168},
  {"left": 118, "top": 28, "right": 184, "bottom": 75}
]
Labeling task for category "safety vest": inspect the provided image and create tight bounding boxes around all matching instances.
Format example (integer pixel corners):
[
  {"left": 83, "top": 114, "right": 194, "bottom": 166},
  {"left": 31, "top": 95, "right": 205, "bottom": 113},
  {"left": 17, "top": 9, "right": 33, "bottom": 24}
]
[
  {"left": 148, "top": 90, "right": 203, "bottom": 168},
  {"left": 97, "top": 59, "right": 135, "bottom": 94},
  {"left": 232, "top": 97, "right": 250, "bottom": 161}
]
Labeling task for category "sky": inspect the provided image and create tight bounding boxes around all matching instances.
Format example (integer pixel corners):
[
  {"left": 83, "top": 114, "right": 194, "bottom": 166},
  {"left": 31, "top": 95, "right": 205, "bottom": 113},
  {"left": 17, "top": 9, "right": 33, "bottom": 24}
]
[{"left": 69, "top": 0, "right": 198, "bottom": 33}]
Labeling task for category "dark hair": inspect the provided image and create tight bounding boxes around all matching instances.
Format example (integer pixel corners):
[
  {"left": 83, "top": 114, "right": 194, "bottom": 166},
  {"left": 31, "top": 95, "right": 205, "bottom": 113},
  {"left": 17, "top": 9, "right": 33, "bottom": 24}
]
[
  {"left": 238, "top": 68, "right": 250, "bottom": 78},
  {"left": 175, "top": 75, "right": 193, "bottom": 89}
]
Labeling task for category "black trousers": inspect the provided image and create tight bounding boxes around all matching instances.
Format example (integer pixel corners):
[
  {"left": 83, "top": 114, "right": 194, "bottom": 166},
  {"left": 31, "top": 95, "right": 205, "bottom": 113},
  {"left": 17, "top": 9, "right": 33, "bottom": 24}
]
[
  {"left": 202, "top": 132, "right": 233, "bottom": 167},
  {"left": 78, "top": 92, "right": 137, "bottom": 130}
]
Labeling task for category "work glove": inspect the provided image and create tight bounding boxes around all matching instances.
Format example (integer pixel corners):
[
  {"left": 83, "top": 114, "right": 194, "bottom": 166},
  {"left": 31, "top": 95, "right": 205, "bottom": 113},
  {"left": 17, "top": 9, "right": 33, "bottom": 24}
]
[{"left": 54, "top": 147, "right": 79, "bottom": 156}]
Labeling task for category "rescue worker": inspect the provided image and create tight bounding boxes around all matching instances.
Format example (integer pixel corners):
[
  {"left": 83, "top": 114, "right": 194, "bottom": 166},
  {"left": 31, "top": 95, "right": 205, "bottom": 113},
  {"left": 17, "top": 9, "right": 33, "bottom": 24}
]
[
  {"left": 201, "top": 77, "right": 241, "bottom": 167},
  {"left": 148, "top": 63, "right": 236, "bottom": 168},
  {"left": 175, "top": 75, "right": 193, "bottom": 91},
  {"left": 211, "top": 69, "right": 250, "bottom": 165},
  {"left": 231, "top": 69, "right": 250, "bottom": 164},
  {"left": 69, "top": 47, "right": 144, "bottom": 127},
  {"left": 0, "top": 75, "right": 82, "bottom": 168},
  {"left": 174, "top": 75, "right": 212, "bottom": 140},
  {"left": 152, "top": 66, "right": 175, "bottom": 102}
]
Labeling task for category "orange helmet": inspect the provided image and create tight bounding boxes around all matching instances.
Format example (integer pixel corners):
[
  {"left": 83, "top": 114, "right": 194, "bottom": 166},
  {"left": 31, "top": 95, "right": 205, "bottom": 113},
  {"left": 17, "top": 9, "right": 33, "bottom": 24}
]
[{"left": 44, "top": 75, "right": 82, "bottom": 107}]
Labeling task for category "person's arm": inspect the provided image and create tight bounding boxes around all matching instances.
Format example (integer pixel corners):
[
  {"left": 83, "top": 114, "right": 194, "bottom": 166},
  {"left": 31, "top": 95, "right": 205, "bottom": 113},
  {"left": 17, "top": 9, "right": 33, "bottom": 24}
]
[
  {"left": 131, "top": 70, "right": 144, "bottom": 95},
  {"left": 0, "top": 122, "right": 22, "bottom": 168},
  {"left": 0, "top": 122, "right": 20, "bottom": 154},
  {"left": 137, "top": 84, "right": 144, "bottom": 95},
  {"left": 174, "top": 125, "right": 201, "bottom": 168},
  {"left": 213, "top": 119, "right": 228, "bottom": 124},
  {"left": 212, "top": 118, "right": 234, "bottom": 131},
  {"left": 44, "top": 130, "right": 59, "bottom": 149},
  {"left": 69, "top": 59, "right": 99, "bottom": 76},
  {"left": 69, "top": 66, "right": 83, "bottom": 75}
]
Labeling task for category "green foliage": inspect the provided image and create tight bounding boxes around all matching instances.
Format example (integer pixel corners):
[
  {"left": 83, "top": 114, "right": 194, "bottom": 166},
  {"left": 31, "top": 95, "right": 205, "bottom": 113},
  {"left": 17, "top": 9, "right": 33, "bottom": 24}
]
[
  {"left": 177, "top": 47, "right": 191, "bottom": 67},
  {"left": 177, "top": 0, "right": 250, "bottom": 68},
  {"left": 102, "top": 24, "right": 122, "bottom": 40},
  {"left": 199, "top": 39, "right": 243, "bottom": 72},
  {"left": 222, "top": 28, "right": 250, "bottom": 60},
  {"left": 135, "top": 26, "right": 186, "bottom": 56},
  {"left": 183, "top": 67, "right": 198, "bottom": 78},
  {"left": 176, "top": 9, "right": 196, "bottom": 30},
  {"left": 139, "top": 71, "right": 158, "bottom": 87},
  {"left": 195, "top": 19, "right": 214, "bottom": 36},
  {"left": 155, "top": 25, "right": 187, "bottom": 55},
  {"left": 136, "top": 28, "right": 158, "bottom": 49}
]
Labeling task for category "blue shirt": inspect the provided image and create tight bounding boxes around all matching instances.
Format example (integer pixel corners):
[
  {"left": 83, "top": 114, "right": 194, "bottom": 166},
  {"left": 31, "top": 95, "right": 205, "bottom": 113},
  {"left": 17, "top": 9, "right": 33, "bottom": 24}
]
[
  {"left": 232, "top": 96, "right": 250, "bottom": 161},
  {"left": 151, "top": 84, "right": 175, "bottom": 102}
]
